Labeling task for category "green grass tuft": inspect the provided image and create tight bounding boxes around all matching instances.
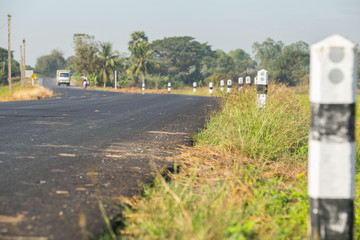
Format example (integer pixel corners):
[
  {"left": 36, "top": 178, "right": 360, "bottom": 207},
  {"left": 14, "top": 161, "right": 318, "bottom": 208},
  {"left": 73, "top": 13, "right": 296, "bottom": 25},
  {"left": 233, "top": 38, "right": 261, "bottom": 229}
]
[{"left": 197, "top": 84, "right": 310, "bottom": 162}]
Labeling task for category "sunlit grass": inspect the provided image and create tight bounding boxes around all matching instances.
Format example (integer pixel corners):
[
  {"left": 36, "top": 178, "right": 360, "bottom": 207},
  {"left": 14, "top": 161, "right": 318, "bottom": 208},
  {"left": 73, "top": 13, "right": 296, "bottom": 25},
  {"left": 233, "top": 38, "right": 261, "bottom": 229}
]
[
  {"left": 98, "top": 84, "right": 309, "bottom": 239},
  {"left": 98, "top": 86, "right": 360, "bottom": 240},
  {"left": 0, "top": 81, "right": 53, "bottom": 102}
]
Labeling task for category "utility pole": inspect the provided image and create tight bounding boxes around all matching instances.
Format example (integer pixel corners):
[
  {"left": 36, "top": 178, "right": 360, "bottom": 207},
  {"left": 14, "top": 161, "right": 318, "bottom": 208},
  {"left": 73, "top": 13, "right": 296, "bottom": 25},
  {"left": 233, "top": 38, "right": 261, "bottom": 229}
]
[
  {"left": 20, "top": 45, "right": 23, "bottom": 86},
  {"left": 23, "top": 38, "right": 26, "bottom": 86},
  {"left": 8, "top": 14, "right": 11, "bottom": 93}
]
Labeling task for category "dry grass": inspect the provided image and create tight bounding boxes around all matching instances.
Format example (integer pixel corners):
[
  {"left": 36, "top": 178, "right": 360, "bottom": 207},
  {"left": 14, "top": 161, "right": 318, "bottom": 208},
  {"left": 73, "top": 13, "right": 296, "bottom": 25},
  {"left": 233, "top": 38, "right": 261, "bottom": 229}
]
[
  {"left": 0, "top": 86, "right": 53, "bottom": 102},
  {"left": 99, "top": 84, "right": 360, "bottom": 240},
  {"left": 120, "top": 145, "right": 308, "bottom": 240},
  {"left": 174, "top": 145, "right": 306, "bottom": 187}
]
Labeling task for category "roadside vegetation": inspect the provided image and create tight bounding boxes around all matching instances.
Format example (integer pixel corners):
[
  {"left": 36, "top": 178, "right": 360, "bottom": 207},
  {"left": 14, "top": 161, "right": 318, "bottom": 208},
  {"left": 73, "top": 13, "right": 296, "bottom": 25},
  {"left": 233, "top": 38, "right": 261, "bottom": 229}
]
[
  {"left": 97, "top": 84, "right": 360, "bottom": 239},
  {"left": 117, "top": 84, "right": 309, "bottom": 240},
  {"left": 0, "top": 80, "right": 53, "bottom": 102}
]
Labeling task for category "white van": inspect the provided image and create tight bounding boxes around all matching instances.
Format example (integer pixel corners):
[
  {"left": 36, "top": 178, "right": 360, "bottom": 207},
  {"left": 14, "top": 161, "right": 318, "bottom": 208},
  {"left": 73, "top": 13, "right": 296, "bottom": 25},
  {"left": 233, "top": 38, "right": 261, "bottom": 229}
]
[{"left": 56, "top": 70, "right": 71, "bottom": 86}]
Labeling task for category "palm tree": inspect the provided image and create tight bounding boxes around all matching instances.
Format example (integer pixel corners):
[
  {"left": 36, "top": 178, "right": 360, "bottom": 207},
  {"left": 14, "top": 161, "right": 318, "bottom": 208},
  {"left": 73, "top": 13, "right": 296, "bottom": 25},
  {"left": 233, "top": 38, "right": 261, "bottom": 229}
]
[
  {"left": 130, "top": 41, "right": 155, "bottom": 86},
  {"left": 128, "top": 31, "right": 148, "bottom": 53},
  {"left": 98, "top": 42, "right": 119, "bottom": 88}
]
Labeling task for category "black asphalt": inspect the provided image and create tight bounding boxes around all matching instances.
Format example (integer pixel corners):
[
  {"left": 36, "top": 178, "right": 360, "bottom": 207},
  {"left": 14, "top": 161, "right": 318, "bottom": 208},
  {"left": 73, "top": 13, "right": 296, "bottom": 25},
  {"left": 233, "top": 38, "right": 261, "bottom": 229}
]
[{"left": 0, "top": 79, "right": 217, "bottom": 239}]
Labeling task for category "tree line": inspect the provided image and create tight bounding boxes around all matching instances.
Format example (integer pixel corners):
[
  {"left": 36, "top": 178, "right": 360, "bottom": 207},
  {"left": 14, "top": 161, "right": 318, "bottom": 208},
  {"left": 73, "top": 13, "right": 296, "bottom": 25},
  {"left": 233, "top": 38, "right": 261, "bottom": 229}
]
[
  {"left": 0, "top": 47, "right": 21, "bottom": 85},
  {"left": 1, "top": 31, "right": 359, "bottom": 88}
]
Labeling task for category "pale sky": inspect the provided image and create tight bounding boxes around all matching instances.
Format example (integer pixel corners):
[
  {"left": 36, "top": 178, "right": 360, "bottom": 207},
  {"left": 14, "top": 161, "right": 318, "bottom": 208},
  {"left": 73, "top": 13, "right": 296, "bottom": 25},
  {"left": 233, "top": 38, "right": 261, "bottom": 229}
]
[{"left": 1, "top": 0, "right": 359, "bottom": 67}]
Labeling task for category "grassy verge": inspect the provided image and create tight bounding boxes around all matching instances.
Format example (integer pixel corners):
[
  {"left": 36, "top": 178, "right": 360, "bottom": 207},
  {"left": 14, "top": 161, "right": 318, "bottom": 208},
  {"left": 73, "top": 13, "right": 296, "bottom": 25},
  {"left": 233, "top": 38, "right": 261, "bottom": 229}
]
[
  {"left": 0, "top": 81, "right": 53, "bottom": 102},
  {"left": 100, "top": 84, "right": 360, "bottom": 239}
]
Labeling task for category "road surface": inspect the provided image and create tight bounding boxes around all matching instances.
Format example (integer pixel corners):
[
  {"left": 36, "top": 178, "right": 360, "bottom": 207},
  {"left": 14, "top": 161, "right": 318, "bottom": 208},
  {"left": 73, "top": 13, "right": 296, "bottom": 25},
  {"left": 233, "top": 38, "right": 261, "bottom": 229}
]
[{"left": 0, "top": 79, "right": 216, "bottom": 239}]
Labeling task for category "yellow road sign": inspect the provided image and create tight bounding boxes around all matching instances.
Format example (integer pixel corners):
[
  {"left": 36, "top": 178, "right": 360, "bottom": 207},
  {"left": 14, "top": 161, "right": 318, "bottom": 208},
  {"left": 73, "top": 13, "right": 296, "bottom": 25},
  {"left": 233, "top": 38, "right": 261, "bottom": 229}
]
[{"left": 31, "top": 74, "right": 36, "bottom": 79}]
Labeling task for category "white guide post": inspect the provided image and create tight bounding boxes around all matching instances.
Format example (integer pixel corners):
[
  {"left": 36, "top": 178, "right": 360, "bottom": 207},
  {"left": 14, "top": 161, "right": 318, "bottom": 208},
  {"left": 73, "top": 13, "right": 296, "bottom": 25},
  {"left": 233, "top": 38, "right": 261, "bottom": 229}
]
[
  {"left": 168, "top": 82, "right": 171, "bottom": 93},
  {"left": 245, "top": 76, "right": 251, "bottom": 86},
  {"left": 193, "top": 82, "right": 197, "bottom": 92},
  {"left": 220, "top": 80, "right": 224, "bottom": 91},
  {"left": 238, "top": 77, "right": 243, "bottom": 91},
  {"left": 308, "top": 34, "right": 357, "bottom": 240},
  {"left": 256, "top": 69, "right": 268, "bottom": 109},
  {"left": 209, "top": 82, "right": 213, "bottom": 95},
  {"left": 114, "top": 70, "right": 118, "bottom": 90},
  {"left": 227, "top": 79, "right": 232, "bottom": 94}
]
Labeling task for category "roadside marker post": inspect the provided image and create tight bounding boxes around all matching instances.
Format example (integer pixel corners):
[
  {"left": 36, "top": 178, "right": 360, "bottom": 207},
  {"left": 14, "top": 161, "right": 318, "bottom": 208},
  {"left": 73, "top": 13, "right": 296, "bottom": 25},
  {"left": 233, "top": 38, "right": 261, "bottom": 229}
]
[
  {"left": 142, "top": 83, "right": 145, "bottom": 94},
  {"left": 245, "top": 76, "right": 251, "bottom": 86},
  {"left": 227, "top": 79, "right": 232, "bottom": 94},
  {"left": 308, "top": 35, "right": 357, "bottom": 240},
  {"left": 238, "top": 77, "right": 244, "bottom": 91},
  {"left": 220, "top": 80, "right": 224, "bottom": 91},
  {"left": 256, "top": 69, "right": 268, "bottom": 109},
  {"left": 193, "top": 82, "right": 197, "bottom": 92},
  {"left": 209, "top": 82, "right": 213, "bottom": 95},
  {"left": 114, "top": 70, "right": 118, "bottom": 90},
  {"left": 168, "top": 82, "right": 171, "bottom": 93}
]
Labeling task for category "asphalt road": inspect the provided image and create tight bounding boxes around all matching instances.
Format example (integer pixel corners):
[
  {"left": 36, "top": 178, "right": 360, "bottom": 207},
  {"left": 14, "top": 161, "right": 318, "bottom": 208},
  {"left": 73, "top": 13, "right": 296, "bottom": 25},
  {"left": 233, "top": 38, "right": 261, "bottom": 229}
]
[{"left": 0, "top": 79, "right": 217, "bottom": 239}]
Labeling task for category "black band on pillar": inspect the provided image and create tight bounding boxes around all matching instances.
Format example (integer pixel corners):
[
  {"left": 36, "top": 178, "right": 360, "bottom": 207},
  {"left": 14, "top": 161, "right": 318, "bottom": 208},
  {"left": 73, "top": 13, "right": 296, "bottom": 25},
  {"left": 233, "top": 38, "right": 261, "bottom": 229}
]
[
  {"left": 310, "top": 103, "right": 355, "bottom": 142},
  {"left": 309, "top": 198, "right": 353, "bottom": 240}
]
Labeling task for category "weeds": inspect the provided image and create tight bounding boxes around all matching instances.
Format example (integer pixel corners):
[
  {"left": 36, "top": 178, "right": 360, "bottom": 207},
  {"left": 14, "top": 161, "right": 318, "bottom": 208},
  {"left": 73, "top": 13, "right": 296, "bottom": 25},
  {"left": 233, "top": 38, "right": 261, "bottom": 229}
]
[
  {"left": 120, "top": 146, "right": 308, "bottom": 239},
  {"left": 196, "top": 84, "right": 310, "bottom": 162},
  {"left": 115, "top": 84, "right": 312, "bottom": 239},
  {"left": 101, "top": 84, "right": 360, "bottom": 239}
]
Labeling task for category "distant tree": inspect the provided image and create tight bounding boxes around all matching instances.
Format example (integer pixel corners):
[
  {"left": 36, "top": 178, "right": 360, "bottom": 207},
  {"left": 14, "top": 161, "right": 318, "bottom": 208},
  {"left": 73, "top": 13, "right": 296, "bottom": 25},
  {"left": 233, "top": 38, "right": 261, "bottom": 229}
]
[
  {"left": 151, "top": 36, "right": 212, "bottom": 84},
  {"left": 0, "top": 47, "right": 10, "bottom": 84},
  {"left": 281, "top": 41, "right": 310, "bottom": 85},
  {"left": 128, "top": 31, "right": 148, "bottom": 52},
  {"left": 229, "top": 48, "right": 257, "bottom": 75},
  {"left": 252, "top": 38, "right": 284, "bottom": 70},
  {"left": 0, "top": 47, "right": 20, "bottom": 84},
  {"left": 72, "top": 34, "right": 100, "bottom": 76},
  {"left": 98, "top": 42, "right": 119, "bottom": 88},
  {"left": 65, "top": 56, "right": 75, "bottom": 71},
  {"left": 34, "top": 49, "right": 66, "bottom": 77},
  {"left": 214, "top": 50, "right": 236, "bottom": 75},
  {"left": 203, "top": 72, "right": 233, "bottom": 86},
  {"left": 252, "top": 38, "right": 310, "bottom": 86},
  {"left": 200, "top": 49, "right": 256, "bottom": 83},
  {"left": 128, "top": 32, "right": 157, "bottom": 86}
]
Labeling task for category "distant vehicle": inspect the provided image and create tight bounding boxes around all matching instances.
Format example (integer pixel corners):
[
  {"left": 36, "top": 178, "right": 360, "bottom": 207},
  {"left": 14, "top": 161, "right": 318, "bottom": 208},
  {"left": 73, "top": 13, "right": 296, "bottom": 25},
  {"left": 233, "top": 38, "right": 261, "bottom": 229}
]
[{"left": 56, "top": 70, "right": 71, "bottom": 86}]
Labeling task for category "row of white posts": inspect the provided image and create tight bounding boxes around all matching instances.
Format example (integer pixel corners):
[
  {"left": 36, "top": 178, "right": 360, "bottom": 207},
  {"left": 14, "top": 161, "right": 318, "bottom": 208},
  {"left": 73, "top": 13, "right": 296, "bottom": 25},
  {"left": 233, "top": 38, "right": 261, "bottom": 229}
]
[
  {"left": 135, "top": 70, "right": 261, "bottom": 110},
  {"left": 214, "top": 69, "right": 269, "bottom": 109},
  {"left": 139, "top": 70, "right": 269, "bottom": 108}
]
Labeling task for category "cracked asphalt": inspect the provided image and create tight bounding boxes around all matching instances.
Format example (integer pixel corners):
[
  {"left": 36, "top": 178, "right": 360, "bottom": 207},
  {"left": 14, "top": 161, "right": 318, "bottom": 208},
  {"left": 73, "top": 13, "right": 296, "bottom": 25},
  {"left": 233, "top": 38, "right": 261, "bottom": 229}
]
[{"left": 0, "top": 79, "right": 217, "bottom": 239}]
